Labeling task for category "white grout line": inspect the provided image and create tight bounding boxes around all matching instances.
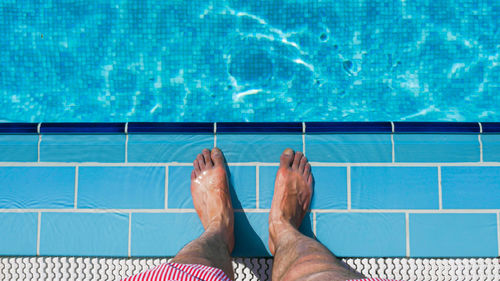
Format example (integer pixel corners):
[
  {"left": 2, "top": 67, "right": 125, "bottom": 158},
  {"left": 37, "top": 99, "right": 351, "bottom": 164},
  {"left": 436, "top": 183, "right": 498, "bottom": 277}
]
[
  {"left": 478, "top": 134, "right": 483, "bottom": 163},
  {"left": 313, "top": 211, "right": 317, "bottom": 236},
  {"left": 406, "top": 212, "right": 410, "bottom": 257},
  {"left": 1, "top": 208, "right": 498, "bottom": 213},
  {"left": 1, "top": 161, "right": 500, "bottom": 167},
  {"left": 37, "top": 134, "right": 42, "bottom": 162},
  {"left": 74, "top": 166, "right": 78, "bottom": 209},
  {"left": 478, "top": 122, "right": 483, "bottom": 134},
  {"left": 310, "top": 209, "right": 500, "bottom": 213},
  {"left": 0, "top": 209, "right": 198, "bottom": 213},
  {"left": 391, "top": 134, "right": 395, "bottom": 163},
  {"left": 165, "top": 166, "right": 168, "bottom": 209},
  {"left": 347, "top": 166, "right": 351, "bottom": 210},
  {"left": 302, "top": 122, "right": 306, "bottom": 155},
  {"left": 497, "top": 212, "right": 500, "bottom": 257},
  {"left": 37, "top": 212, "right": 41, "bottom": 256},
  {"left": 438, "top": 166, "right": 442, "bottom": 210},
  {"left": 213, "top": 122, "right": 217, "bottom": 148},
  {"left": 390, "top": 121, "right": 395, "bottom": 163},
  {"left": 125, "top": 134, "right": 129, "bottom": 163},
  {"left": 128, "top": 212, "right": 132, "bottom": 257},
  {"left": 255, "top": 166, "right": 259, "bottom": 209}
]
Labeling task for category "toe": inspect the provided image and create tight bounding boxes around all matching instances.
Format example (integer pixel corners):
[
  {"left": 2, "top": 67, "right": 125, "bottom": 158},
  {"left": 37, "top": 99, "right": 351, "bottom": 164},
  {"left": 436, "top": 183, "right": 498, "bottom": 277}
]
[
  {"left": 211, "top": 147, "right": 224, "bottom": 166},
  {"left": 197, "top": 153, "right": 206, "bottom": 169},
  {"left": 303, "top": 163, "right": 311, "bottom": 177},
  {"left": 307, "top": 174, "right": 313, "bottom": 186},
  {"left": 191, "top": 170, "right": 196, "bottom": 180},
  {"left": 202, "top": 149, "right": 213, "bottom": 167},
  {"left": 193, "top": 159, "right": 201, "bottom": 176},
  {"left": 298, "top": 155, "right": 307, "bottom": 173},
  {"left": 292, "top": 151, "right": 303, "bottom": 170},
  {"left": 280, "top": 148, "right": 294, "bottom": 167}
]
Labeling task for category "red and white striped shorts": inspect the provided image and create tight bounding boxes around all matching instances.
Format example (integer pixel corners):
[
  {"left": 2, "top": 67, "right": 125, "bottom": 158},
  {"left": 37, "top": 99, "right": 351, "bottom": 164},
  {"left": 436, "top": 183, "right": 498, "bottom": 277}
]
[
  {"left": 121, "top": 262, "right": 231, "bottom": 281},
  {"left": 122, "top": 262, "right": 400, "bottom": 281}
]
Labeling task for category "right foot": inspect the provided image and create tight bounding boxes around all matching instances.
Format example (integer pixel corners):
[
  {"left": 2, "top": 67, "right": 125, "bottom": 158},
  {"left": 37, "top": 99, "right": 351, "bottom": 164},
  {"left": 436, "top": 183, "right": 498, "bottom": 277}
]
[
  {"left": 191, "top": 148, "right": 235, "bottom": 253},
  {"left": 268, "top": 148, "right": 313, "bottom": 255}
]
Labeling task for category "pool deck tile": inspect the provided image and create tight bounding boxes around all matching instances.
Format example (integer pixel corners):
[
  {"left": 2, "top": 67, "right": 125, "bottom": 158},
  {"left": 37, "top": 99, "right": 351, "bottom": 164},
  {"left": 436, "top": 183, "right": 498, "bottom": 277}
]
[
  {"left": 316, "top": 213, "right": 406, "bottom": 257},
  {"left": 351, "top": 167, "right": 439, "bottom": 209},
  {"left": 0, "top": 167, "right": 75, "bottom": 209},
  {"left": 441, "top": 166, "right": 500, "bottom": 209},
  {"left": 394, "top": 134, "right": 479, "bottom": 162},
  {"left": 78, "top": 167, "right": 165, "bottom": 209},
  {"left": 40, "top": 212, "right": 129, "bottom": 256},
  {"left": 305, "top": 134, "right": 392, "bottom": 163},
  {"left": 40, "top": 134, "right": 126, "bottom": 162},
  {"left": 410, "top": 213, "right": 498, "bottom": 257},
  {"left": 0, "top": 213, "right": 38, "bottom": 256},
  {"left": 0, "top": 135, "right": 38, "bottom": 162}
]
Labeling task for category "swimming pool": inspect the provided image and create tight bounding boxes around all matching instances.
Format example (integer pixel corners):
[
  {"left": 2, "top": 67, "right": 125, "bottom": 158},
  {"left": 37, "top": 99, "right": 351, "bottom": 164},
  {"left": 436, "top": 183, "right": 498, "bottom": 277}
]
[{"left": 1, "top": 0, "right": 499, "bottom": 122}]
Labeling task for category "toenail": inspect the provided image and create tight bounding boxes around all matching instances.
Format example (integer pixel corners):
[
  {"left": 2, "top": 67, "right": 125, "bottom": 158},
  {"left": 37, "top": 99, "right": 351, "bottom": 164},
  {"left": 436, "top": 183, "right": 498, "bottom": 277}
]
[{"left": 283, "top": 148, "right": 293, "bottom": 155}]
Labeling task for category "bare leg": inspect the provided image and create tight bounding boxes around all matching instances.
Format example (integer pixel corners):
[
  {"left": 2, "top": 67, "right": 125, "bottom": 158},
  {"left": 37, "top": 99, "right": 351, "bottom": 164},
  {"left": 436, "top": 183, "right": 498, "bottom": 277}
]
[
  {"left": 269, "top": 149, "right": 365, "bottom": 281},
  {"left": 171, "top": 148, "right": 235, "bottom": 280}
]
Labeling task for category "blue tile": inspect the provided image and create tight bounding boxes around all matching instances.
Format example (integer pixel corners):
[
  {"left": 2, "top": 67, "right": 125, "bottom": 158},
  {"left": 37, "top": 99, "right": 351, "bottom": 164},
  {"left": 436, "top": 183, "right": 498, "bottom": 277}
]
[
  {"left": 306, "top": 122, "right": 392, "bottom": 133},
  {"left": 217, "top": 122, "right": 302, "bottom": 133},
  {"left": 0, "top": 213, "right": 37, "bottom": 255},
  {"left": 0, "top": 135, "right": 38, "bottom": 161},
  {"left": 259, "top": 166, "right": 347, "bottom": 209},
  {"left": 258, "top": 166, "right": 278, "bottom": 209},
  {"left": 78, "top": 167, "right": 165, "bottom": 209},
  {"left": 410, "top": 213, "right": 498, "bottom": 257},
  {"left": 128, "top": 122, "right": 213, "bottom": 133},
  {"left": 316, "top": 213, "right": 406, "bottom": 257},
  {"left": 310, "top": 167, "right": 347, "bottom": 209},
  {"left": 167, "top": 166, "right": 194, "bottom": 209},
  {"left": 233, "top": 212, "right": 270, "bottom": 256},
  {"left": 0, "top": 167, "right": 74, "bottom": 208},
  {"left": 217, "top": 134, "right": 302, "bottom": 162},
  {"left": 482, "top": 135, "right": 500, "bottom": 162},
  {"left": 306, "top": 134, "right": 392, "bottom": 162},
  {"left": 228, "top": 166, "right": 256, "bottom": 209},
  {"left": 394, "top": 122, "right": 480, "bottom": 133},
  {"left": 0, "top": 123, "right": 38, "bottom": 134},
  {"left": 394, "top": 134, "right": 479, "bottom": 162},
  {"left": 40, "top": 123, "right": 125, "bottom": 133},
  {"left": 442, "top": 167, "right": 500, "bottom": 209},
  {"left": 40, "top": 135, "right": 126, "bottom": 162},
  {"left": 168, "top": 166, "right": 256, "bottom": 209},
  {"left": 128, "top": 134, "right": 213, "bottom": 163},
  {"left": 351, "top": 167, "right": 439, "bottom": 209},
  {"left": 131, "top": 213, "right": 203, "bottom": 256},
  {"left": 40, "top": 212, "right": 129, "bottom": 256}
]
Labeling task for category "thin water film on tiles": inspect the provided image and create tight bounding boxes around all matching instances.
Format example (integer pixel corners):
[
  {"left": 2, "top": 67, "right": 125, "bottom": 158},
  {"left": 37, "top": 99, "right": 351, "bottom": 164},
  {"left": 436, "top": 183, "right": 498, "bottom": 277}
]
[{"left": 0, "top": 0, "right": 499, "bottom": 122}]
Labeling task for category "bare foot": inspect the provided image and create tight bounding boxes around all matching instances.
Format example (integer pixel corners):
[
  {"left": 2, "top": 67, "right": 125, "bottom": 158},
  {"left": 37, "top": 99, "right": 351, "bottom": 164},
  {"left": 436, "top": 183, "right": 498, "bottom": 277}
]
[
  {"left": 269, "top": 148, "right": 313, "bottom": 255},
  {"left": 191, "top": 147, "right": 235, "bottom": 253}
]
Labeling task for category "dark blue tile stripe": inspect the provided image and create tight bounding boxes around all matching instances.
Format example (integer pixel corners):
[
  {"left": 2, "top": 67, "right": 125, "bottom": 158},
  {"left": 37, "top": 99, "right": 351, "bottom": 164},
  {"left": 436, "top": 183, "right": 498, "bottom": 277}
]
[
  {"left": 0, "top": 122, "right": 499, "bottom": 134},
  {"left": 127, "top": 122, "right": 213, "bottom": 133},
  {"left": 393, "top": 122, "right": 480, "bottom": 133},
  {"left": 0, "top": 123, "right": 38, "bottom": 134},
  {"left": 217, "top": 122, "right": 302, "bottom": 133},
  {"left": 40, "top": 123, "right": 126, "bottom": 133},
  {"left": 481, "top": 122, "right": 500, "bottom": 133},
  {"left": 305, "top": 122, "right": 392, "bottom": 133}
]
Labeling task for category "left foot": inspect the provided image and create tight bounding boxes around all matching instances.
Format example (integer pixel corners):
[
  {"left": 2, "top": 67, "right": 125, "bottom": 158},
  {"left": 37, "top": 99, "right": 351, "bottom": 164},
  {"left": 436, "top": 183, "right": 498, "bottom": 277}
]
[{"left": 191, "top": 148, "right": 235, "bottom": 253}]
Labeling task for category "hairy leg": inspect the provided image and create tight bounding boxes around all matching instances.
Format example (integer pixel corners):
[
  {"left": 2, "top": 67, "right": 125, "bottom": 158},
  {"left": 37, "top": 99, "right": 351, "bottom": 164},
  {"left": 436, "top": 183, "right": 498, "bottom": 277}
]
[
  {"left": 171, "top": 148, "right": 235, "bottom": 280},
  {"left": 269, "top": 149, "right": 365, "bottom": 281}
]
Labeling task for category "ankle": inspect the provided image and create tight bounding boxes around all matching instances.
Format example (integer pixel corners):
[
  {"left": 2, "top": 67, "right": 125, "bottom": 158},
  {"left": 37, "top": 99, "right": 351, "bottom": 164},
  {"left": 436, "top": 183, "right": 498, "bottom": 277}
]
[
  {"left": 206, "top": 223, "right": 234, "bottom": 253},
  {"left": 269, "top": 219, "right": 297, "bottom": 247}
]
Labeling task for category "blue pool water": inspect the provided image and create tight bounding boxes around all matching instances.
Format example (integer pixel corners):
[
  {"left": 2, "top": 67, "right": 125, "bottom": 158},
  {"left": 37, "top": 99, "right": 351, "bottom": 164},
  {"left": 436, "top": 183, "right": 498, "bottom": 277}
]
[{"left": 0, "top": 0, "right": 499, "bottom": 122}]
